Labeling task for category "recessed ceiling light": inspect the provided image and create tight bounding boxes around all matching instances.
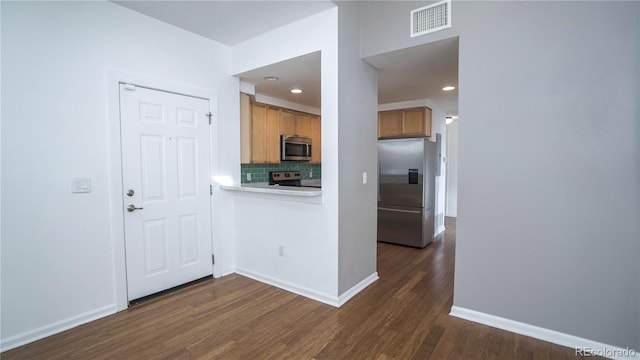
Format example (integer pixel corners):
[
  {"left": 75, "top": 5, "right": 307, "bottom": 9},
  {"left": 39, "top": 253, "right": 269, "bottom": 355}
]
[
  {"left": 264, "top": 76, "right": 279, "bottom": 81},
  {"left": 290, "top": 88, "right": 302, "bottom": 94},
  {"left": 442, "top": 86, "right": 456, "bottom": 91}
]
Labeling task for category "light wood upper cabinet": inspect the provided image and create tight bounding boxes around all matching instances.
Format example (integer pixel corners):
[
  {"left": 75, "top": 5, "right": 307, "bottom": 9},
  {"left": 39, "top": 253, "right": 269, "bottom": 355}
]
[
  {"left": 403, "top": 107, "right": 430, "bottom": 135},
  {"left": 280, "top": 110, "right": 296, "bottom": 135},
  {"left": 295, "top": 113, "right": 312, "bottom": 138},
  {"left": 251, "top": 103, "right": 280, "bottom": 164},
  {"left": 310, "top": 115, "right": 321, "bottom": 164},
  {"left": 240, "top": 93, "right": 252, "bottom": 163},
  {"left": 240, "top": 95, "right": 322, "bottom": 164},
  {"left": 265, "top": 107, "right": 281, "bottom": 163},
  {"left": 378, "top": 110, "right": 403, "bottom": 138},
  {"left": 378, "top": 107, "right": 432, "bottom": 139},
  {"left": 251, "top": 103, "right": 267, "bottom": 163},
  {"left": 293, "top": 112, "right": 320, "bottom": 163}
]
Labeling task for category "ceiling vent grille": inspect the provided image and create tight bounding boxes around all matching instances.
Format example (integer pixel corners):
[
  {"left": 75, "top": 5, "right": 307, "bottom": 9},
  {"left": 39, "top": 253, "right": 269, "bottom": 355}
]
[{"left": 410, "top": 0, "right": 451, "bottom": 38}]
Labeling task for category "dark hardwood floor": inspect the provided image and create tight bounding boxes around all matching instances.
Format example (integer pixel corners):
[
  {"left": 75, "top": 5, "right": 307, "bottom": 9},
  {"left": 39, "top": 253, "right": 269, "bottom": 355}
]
[{"left": 3, "top": 218, "right": 590, "bottom": 359}]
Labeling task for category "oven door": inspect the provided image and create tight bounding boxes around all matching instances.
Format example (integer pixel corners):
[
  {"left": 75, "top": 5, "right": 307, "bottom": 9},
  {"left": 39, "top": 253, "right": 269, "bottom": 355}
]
[{"left": 282, "top": 136, "right": 312, "bottom": 161}]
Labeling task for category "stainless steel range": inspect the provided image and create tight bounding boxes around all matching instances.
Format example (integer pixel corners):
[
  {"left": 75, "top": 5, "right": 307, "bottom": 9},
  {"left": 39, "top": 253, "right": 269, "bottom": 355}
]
[{"left": 269, "top": 171, "right": 301, "bottom": 187}]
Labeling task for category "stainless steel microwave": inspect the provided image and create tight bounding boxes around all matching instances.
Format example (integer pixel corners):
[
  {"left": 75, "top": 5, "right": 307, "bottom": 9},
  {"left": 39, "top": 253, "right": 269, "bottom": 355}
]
[{"left": 281, "top": 135, "right": 312, "bottom": 161}]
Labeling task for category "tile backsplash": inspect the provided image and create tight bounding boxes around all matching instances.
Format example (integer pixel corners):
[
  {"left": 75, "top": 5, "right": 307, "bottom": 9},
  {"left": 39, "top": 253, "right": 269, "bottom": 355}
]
[{"left": 241, "top": 163, "right": 321, "bottom": 184}]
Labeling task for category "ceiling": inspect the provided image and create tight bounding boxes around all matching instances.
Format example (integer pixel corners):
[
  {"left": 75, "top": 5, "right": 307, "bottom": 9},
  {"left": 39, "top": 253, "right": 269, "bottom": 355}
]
[
  {"left": 237, "top": 52, "right": 321, "bottom": 109},
  {"left": 113, "top": 1, "right": 336, "bottom": 46},
  {"left": 364, "top": 37, "right": 459, "bottom": 116},
  {"left": 112, "top": 1, "right": 458, "bottom": 115}
]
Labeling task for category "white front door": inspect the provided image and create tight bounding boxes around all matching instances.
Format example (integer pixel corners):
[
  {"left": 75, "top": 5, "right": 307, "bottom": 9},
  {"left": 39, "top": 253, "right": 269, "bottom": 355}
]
[{"left": 119, "top": 84, "right": 213, "bottom": 301}]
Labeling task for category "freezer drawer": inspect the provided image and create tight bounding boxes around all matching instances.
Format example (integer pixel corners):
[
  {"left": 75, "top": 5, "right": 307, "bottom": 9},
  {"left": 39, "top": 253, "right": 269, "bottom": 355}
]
[{"left": 377, "top": 205, "right": 432, "bottom": 248}]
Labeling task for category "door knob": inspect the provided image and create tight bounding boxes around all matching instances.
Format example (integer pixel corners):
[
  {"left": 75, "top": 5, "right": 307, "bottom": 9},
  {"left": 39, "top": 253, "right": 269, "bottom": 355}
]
[{"left": 127, "top": 204, "right": 143, "bottom": 212}]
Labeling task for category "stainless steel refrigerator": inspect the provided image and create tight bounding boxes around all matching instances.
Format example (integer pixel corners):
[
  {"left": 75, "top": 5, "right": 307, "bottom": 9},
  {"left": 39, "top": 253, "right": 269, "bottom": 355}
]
[{"left": 377, "top": 138, "right": 437, "bottom": 248}]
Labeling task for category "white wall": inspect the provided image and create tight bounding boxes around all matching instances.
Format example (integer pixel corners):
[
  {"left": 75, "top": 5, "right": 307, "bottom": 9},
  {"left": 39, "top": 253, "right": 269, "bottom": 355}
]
[
  {"left": 229, "top": 8, "right": 342, "bottom": 302},
  {"left": 378, "top": 99, "right": 448, "bottom": 236},
  {"left": 336, "top": 1, "right": 379, "bottom": 295},
  {"left": 0, "top": 1, "right": 236, "bottom": 350},
  {"left": 454, "top": 2, "right": 640, "bottom": 350},
  {"left": 428, "top": 100, "right": 447, "bottom": 235},
  {"left": 445, "top": 120, "right": 458, "bottom": 217},
  {"left": 362, "top": 0, "right": 640, "bottom": 352},
  {"left": 360, "top": 1, "right": 456, "bottom": 59}
]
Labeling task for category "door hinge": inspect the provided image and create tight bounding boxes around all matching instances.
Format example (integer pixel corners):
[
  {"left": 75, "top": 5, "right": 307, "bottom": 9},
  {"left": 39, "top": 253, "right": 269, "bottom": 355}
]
[
  {"left": 210, "top": 184, "right": 213, "bottom": 195},
  {"left": 211, "top": 254, "right": 215, "bottom": 265},
  {"left": 206, "top": 112, "right": 212, "bottom": 125}
]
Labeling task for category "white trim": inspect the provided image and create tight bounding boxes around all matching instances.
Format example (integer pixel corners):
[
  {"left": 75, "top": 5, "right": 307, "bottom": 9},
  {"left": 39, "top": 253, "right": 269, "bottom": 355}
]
[
  {"left": 254, "top": 93, "right": 321, "bottom": 116},
  {"left": 378, "top": 99, "right": 431, "bottom": 111},
  {"left": 234, "top": 268, "right": 378, "bottom": 308},
  {"left": 338, "top": 272, "right": 379, "bottom": 306},
  {"left": 435, "top": 225, "right": 446, "bottom": 236},
  {"left": 0, "top": 304, "right": 116, "bottom": 352},
  {"left": 106, "top": 68, "right": 218, "bottom": 312},
  {"left": 214, "top": 267, "right": 235, "bottom": 278},
  {"left": 450, "top": 306, "right": 640, "bottom": 360},
  {"left": 235, "top": 268, "right": 339, "bottom": 307},
  {"left": 236, "top": 269, "right": 379, "bottom": 307},
  {"left": 239, "top": 81, "right": 255, "bottom": 95}
]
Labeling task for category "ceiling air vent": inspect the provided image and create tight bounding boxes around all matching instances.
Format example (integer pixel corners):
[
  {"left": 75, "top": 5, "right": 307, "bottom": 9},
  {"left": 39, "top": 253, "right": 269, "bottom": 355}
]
[{"left": 410, "top": 0, "right": 451, "bottom": 38}]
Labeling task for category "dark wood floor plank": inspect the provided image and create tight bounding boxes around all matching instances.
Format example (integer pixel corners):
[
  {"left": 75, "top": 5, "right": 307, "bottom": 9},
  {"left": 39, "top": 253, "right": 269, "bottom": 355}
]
[{"left": 2, "top": 218, "right": 591, "bottom": 359}]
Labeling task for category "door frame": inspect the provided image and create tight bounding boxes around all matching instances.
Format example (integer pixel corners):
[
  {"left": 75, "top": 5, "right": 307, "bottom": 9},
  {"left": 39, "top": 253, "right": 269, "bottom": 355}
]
[{"left": 107, "top": 69, "right": 218, "bottom": 311}]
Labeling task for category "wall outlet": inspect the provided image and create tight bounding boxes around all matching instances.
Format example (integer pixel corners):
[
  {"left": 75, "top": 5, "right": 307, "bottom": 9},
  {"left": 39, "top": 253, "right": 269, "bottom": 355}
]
[
  {"left": 278, "top": 245, "right": 284, "bottom": 257},
  {"left": 246, "top": 173, "right": 251, "bottom": 181},
  {"left": 309, "top": 171, "right": 313, "bottom": 178}
]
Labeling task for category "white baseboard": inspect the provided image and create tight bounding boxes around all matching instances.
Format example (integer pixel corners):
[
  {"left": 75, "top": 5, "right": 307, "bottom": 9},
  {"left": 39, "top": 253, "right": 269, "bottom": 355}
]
[
  {"left": 0, "top": 304, "right": 117, "bottom": 352},
  {"left": 450, "top": 306, "right": 640, "bottom": 360},
  {"left": 235, "top": 268, "right": 340, "bottom": 307},
  {"left": 235, "top": 269, "right": 379, "bottom": 308},
  {"left": 213, "top": 266, "right": 235, "bottom": 278},
  {"left": 338, "top": 272, "right": 379, "bottom": 306}
]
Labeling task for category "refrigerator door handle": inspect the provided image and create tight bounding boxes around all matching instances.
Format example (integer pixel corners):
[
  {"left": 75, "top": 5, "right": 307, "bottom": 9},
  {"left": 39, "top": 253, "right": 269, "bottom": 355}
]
[{"left": 378, "top": 207, "right": 422, "bottom": 214}]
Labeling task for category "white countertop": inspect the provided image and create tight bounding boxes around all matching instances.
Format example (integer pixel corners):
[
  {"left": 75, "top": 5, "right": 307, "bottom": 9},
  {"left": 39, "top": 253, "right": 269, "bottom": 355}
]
[
  {"left": 300, "top": 179, "right": 322, "bottom": 188},
  {"left": 220, "top": 183, "right": 322, "bottom": 197}
]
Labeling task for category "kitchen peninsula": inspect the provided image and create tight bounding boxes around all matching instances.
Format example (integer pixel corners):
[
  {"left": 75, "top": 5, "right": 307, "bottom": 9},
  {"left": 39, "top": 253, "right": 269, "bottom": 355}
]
[{"left": 220, "top": 183, "right": 322, "bottom": 197}]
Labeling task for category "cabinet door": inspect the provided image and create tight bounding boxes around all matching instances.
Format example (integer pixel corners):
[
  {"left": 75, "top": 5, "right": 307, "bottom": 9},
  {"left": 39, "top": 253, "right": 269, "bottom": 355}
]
[
  {"left": 423, "top": 107, "right": 432, "bottom": 137},
  {"left": 402, "top": 108, "right": 426, "bottom": 136},
  {"left": 296, "top": 113, "right": 312, "bottom": 138},
  {"left": 378, "top": 110, "right": 402, "bottom": 138},
  {"left": 310, "top": 115, "right": 321, "bottom": 164},
  {"left": 251, "top": 103, "right": 267, "bottom": 163},
  {"left": 240, "top": 93, "right": 252, "bottom": 163},
  {"left": 280, "top": 110, "right": 296, "bottom": 135},
  {"left": 266, "top": 107, "right": 281, "bottom": 163},
  {"left": 251, "top": 104, "right": 280, "bottom": 163}
]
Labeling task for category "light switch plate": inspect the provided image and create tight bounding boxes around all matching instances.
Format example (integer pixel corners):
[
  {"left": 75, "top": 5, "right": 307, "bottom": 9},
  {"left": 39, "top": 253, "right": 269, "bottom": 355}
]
[
  {"left": 71, "top": 177, "right": 91, "bottom": 193},
  {"left": 362, "top": 172, "right": 368, "bottom": 184}
]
